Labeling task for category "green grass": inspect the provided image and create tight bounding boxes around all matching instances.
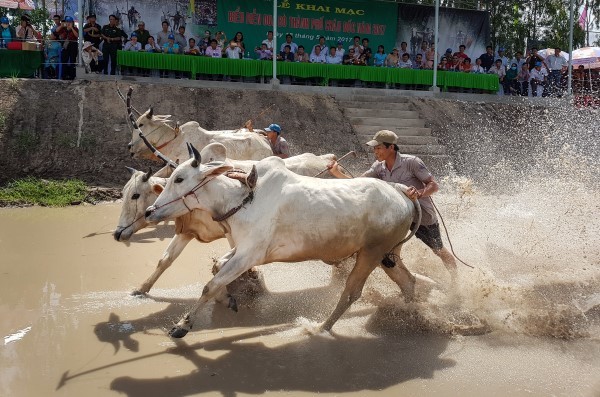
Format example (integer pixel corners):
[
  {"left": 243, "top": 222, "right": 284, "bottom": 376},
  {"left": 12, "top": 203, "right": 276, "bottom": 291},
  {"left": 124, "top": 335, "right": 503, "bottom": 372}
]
[{"left": 0, "top": 178, "right": 88, "bottom": 207}]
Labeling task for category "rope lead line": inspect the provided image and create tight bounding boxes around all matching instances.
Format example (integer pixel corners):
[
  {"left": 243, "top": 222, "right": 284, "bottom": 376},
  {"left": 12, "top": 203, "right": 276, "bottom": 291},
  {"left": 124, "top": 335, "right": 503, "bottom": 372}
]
[{"left": 430, "top": 197, "right": 475, "bottom": 269}]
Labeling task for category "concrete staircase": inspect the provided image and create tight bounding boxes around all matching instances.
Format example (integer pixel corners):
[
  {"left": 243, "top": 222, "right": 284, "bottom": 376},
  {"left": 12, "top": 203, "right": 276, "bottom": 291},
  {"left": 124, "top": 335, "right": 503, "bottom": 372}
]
[{"left": 337, "top": 94, "right": 451, "bottom": 171}]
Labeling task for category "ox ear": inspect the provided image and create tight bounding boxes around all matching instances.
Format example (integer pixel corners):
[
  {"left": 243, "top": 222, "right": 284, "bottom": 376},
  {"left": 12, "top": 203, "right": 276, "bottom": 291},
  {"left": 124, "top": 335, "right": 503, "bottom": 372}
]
[
  {"left": 200, "top": 142, "right": 227, "bottom": 164},
  {"left": 152, "top": 184, "right": 164, "bottom": 195},
  {"left": 142, "top": 167, "right": 152, "bottom": 182},
  {"left": 246, "top": 165, "right": 258, "bottom": 189},
  {"left": 146, "top": 107, "right": 154, "bottom": 119},
  {"left": 125, "top": 166, "right": 137, "bottom": 175},
  {"left": 187, "top": 143, "right": 201, "bottom": 167}
]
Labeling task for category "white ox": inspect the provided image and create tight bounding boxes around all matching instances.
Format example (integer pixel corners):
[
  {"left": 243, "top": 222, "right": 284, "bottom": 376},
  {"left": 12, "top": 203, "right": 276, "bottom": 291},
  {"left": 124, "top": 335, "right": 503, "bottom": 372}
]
[
  {"left": 114, "top": 143, "right": 338, "bottom": 298},
  {"left": 127, "top": 107, "right": 273, "bottom": 162},
  {"left": 145, "top": 145, "right": 422, "bottom": 338}
]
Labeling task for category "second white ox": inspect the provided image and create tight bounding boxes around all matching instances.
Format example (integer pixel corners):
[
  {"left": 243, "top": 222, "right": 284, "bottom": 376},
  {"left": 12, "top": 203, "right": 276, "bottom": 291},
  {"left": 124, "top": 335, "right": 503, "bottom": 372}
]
[
  {"left": 128, "top": 108, "right": 273, "bottom": 162},
  {"left": 114, "top": 143, "right": 338, "bottom": 297},
  {"left": 145, "top": 145, "right": 421, "bottom": 338}
]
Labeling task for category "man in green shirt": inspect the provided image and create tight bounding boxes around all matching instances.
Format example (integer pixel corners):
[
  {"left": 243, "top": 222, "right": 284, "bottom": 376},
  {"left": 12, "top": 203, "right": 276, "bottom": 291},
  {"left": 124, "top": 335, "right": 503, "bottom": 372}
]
[{"left": 133, "top": 21, "right": 150, "bottom": 48}]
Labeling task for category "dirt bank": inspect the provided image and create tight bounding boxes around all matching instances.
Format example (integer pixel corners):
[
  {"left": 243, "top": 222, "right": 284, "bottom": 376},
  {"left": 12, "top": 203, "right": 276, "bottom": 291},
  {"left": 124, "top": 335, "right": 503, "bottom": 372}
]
[
  {"left": 0, "top": 79, "right": 598, "bottom": 188},
  {"left": 0, "top": 80, "right": 363, "bottom": 186}
]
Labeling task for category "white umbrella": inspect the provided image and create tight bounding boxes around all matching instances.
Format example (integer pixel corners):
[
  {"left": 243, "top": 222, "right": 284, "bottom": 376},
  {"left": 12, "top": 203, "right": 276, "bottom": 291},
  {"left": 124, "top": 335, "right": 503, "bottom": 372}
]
[
  {"left": 537, "top": 48, "right": 570, "bottom": 61},
  {"left": 572, "top": 46, "right": 600, "bottom": 69}
]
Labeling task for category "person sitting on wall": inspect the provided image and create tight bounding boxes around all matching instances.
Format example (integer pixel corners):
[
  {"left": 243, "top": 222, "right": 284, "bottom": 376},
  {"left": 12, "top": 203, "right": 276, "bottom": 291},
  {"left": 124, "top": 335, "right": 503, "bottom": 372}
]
[
  {"left": 309, "top": 45, "right": 327, "bottom": 63},
  {"left": 471, "top": 57, "right": 485, "bottom": 73},
  {"left": 81, "top": 40, "right": 103, "bottom": 74},
  {"left": 373, "top": 45, "right": 386, "bottom": 67},
  {"left": 505, "top": 62, "right": 519, "bottom": 95},
  {"left": 205, "top": 39, "right": 222, "bottom": 58},
  {"left": 459, "top": 57, "right": 472, "bottom": 73},
  {"left": 413, "top": 53, "right": 424, "bottom": 69},
  {"left": 385, "top": 48, "right": 400, "bottom": 67},
  {"left": 145, "top": 35, "right": 161, "bottom": 52},
  {"left": 123, "top": 32, "right": 141, "bottom": 51},
  {"left": 184, "top": 38, "right": 202, "bottom": 55},
  {"left": 254, "top": 42, "right": 273, "bottom": 60},
  {"left": 488, "top": 59, "right": 506, "bottom": 95},
  {"left": 398, "top": 52, "right": 413, "bottom": 68},
  {"left": 162, "top": 33, "right": 179, "bottom": 54},
  {"left": 280, "top": 33, "right": 298, "bottom": 54},
  {"left": 277, "top": 44, "right": 294, "bottom": 62},
  {"left": 342, "top": 48, "right": 356, "bottom": 65},
  {"left": 517, "top": 63, "right": 530, "bottom": 96},
  {"left": 294, "top": 45, "right": 310, "bottom": 62}
]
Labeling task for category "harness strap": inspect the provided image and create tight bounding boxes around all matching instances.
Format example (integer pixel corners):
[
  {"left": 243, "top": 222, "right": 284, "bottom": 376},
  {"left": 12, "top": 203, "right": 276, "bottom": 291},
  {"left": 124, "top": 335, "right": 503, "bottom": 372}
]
[{"left": 212, "top": 190, "right": 254, "bottom": 222}]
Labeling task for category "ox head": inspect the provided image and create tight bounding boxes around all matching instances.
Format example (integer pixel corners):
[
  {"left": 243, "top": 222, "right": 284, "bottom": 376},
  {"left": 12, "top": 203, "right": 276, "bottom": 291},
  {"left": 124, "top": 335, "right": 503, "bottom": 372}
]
[
  {"left": 145, "top": 143, "right": 234, "bottom": 223},
  {"left": 128, "top": 107, "right": 177, "bottom": 160},
  {"left": 114, "top": 167, "right": 166, "bottom": 242}
]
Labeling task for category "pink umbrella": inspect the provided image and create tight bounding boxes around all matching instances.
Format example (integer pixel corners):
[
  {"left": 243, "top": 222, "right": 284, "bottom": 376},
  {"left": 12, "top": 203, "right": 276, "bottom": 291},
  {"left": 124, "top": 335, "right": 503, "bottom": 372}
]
[
  {"left": 572, "top": 47, "right": 600, "bottom": 69},
  {"left": 0, "top": 0, "right": 35, "bottom": 10}
]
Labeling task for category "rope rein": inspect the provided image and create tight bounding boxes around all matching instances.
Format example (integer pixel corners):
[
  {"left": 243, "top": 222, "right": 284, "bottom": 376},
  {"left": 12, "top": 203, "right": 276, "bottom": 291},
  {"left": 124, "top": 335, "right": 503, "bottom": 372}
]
[{"left": 429, "top": 197, "right": 475, "bottom": 269}]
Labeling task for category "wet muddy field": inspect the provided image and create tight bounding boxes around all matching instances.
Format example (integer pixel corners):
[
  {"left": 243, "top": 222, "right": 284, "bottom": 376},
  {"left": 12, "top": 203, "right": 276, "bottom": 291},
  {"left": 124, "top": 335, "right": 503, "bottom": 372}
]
[{"left": 2, "top": 179, "right": 599, "bottom": 396}]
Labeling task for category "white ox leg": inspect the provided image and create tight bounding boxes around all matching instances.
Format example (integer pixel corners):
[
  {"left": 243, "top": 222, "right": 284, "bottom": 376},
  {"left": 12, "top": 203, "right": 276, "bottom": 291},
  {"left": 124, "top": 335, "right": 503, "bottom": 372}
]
[
  {"left": 169, "top": 248, "right": 262, "bottom": 338},
  {"left": 133, "top": 233, "right": 194, "bottom": 295},
  {"left": 379, "top": 246, "right": 416, "bottom": 302},
  {"left": 320, "top": 249, "right": 380, "bottom": 332}
]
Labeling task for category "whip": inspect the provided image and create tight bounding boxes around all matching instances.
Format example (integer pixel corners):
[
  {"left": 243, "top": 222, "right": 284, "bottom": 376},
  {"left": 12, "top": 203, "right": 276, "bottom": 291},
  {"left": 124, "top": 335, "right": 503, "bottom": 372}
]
[{"left": 313, "top": 150, "right": 357, "bottom": 177}]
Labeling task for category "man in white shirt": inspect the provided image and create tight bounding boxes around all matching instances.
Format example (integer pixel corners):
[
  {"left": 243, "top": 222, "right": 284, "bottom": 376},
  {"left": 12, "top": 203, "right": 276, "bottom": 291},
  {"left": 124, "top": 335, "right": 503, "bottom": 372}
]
[
  {"left": 544, "top": 47, "right": 568, "bottom": 96},
  {"left": 225, "top": 40, "right": 241, "bottom": 59},
  {"left": 488, "top": 59, "right": 506, "bottom": 95},
  {"left": 397, "top": 53, "right": 413, "bottom": 68},
  {"left": 335, "top": 40, "right": 345, "bottom": 58},
  {"left": 471, "top": 57, "right": 485, "bottom": 73},
  {"left": 348, "top": 35, "right": 363, "bottom": 59},
  {"left": 310, "top": 36, "right": 328, "bottom": 58},
  {"left": 280, "top": 33, "right": 298, "bottom": 54},
  {"left": 310, "top": 45, "right": 327, "bottom": 63},
  {"left": 262, "top": 30, "right": 274, "bottom": 51},
  {"left": 496, "top": 47, "right": 508, "bottom": 69},
  {"left": 510, "top": 51, "right": 526, "bottom": 71},
  {"left": 529, "top": 61, "right": 548, "bottom": 97},
  {"left": 326, "top": 47, "right": 342, "bottom": 64}
]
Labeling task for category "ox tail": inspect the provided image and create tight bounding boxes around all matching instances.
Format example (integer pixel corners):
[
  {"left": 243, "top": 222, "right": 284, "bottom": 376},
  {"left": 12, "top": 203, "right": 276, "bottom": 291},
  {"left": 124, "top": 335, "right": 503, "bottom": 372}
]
[{"left": 381, "top": 197, "right": 421, "bottom": 268}]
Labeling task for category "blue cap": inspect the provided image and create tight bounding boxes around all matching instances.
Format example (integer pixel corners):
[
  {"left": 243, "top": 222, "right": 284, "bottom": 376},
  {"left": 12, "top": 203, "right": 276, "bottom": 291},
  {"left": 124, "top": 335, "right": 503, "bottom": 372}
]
[
  {"left": 64, "top": 16, "right": 74, "bottom": 22},
  {"left": 130, "top": 32, "right": 137, "bottom": 38},
  {"left": 265, "top": 123, "right": 281, "bottom": 134},
  {"left": 168, "top": 34, "right": 175, "bottom": 39},
  {"left": 446, "top": 48, "right": 452, "bottom": 53},
  {"left": 535, "top": 61, "right": 542, "bottom": 66},
  {"left": 499, "top": 47, "right": 505, "bottom": 52},
  {"left": 0, "top": 16, "right": 9, "bottom": 24}
]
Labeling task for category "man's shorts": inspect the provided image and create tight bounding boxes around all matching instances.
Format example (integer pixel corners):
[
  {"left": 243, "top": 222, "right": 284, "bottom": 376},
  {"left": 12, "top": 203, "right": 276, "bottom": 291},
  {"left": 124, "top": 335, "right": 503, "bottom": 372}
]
[{"left": 411, "top": 223, "right": 443, "bottom": 251}]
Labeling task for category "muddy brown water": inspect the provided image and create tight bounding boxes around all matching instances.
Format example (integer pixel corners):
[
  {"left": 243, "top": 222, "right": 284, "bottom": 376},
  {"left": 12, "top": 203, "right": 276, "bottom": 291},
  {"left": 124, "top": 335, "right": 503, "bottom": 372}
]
[{"left": 1, "top": 185, "right": 600, "bottom": 396}]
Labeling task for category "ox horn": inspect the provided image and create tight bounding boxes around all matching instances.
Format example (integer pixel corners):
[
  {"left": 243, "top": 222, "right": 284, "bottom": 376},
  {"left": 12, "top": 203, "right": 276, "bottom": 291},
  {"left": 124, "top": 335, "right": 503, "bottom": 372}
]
[
  {"left": 146, "top": 107, "right": 154, "bottom": 119},
  {"left": 125, "top": 166, "right": 137, "bottom": 175},
  {"left": 247, "top": 165, "right": 258, "bottom": 189},
  {"left": 187, "top": 143, "right": 201, "bottom": 168},
  {"left": 142, "top": 167, "right": 152, "bottom": 182}
]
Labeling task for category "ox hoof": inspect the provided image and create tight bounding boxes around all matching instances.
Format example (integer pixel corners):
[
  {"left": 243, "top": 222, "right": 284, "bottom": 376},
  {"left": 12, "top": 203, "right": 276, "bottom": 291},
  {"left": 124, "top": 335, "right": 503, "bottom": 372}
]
[
  {"left": 228, "top": 296, "right": 238, "bottom": 312},
  {"left": 168, "top": 326, "right": 189, "bottom": 338},
  {"left": 131, "top": 290, "right": 147, "bottom": 297}
]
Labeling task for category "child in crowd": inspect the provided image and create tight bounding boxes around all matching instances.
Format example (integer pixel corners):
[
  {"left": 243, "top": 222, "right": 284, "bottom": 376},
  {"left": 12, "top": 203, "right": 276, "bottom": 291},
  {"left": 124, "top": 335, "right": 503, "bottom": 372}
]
[{"left": 45, "top": 32, "right": 62, "bottom": 78}]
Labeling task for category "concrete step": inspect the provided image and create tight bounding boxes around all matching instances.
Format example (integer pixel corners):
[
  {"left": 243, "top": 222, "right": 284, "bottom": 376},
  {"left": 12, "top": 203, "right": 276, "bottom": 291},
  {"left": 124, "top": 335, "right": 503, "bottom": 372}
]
[
  {"left": 357, "top": 135, "right": 439, "bottom": 145},
  {"left": 399, "top": 144, "right": 447, "bottom": 155},
  {"left": 337, "top": 101, "right": 413, "bottom": 110},
  {"left": 345, "top": 95, "right": 411, "bottom": 103},
  {"left": 343, "top": 108, "right": 420, "bottom": 118},
  {"left": 349, "top": 117, "right": 426, "bottom": 128},
  {"left": 354, "top": 125, "right": 432, "bottom": 136}
]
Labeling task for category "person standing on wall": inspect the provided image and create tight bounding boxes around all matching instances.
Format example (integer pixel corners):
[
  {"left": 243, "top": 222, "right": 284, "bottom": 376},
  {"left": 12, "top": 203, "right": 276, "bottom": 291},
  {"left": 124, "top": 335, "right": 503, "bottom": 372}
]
[{"left": 101, "top": 14, "right": 127, "bottom": 76}]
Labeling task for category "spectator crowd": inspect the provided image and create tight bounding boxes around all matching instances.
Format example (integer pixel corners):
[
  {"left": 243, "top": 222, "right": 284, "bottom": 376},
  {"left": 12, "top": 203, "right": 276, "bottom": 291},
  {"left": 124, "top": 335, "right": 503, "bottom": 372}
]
[{"left": 1, "top": 12, "right": 598, "bottom": 100}]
